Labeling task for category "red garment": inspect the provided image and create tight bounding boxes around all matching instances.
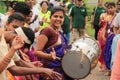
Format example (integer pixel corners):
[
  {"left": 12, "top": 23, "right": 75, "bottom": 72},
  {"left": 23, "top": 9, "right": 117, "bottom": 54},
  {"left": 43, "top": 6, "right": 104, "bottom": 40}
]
[
  {"left": 40, "top": 27, "right": 59, "bottom": 49},
  {"left": 98, "top": 20, "right": 107, "bottom": 65},
  {"left": 110, "top": 39, "right": 120, "bottom": 80}
]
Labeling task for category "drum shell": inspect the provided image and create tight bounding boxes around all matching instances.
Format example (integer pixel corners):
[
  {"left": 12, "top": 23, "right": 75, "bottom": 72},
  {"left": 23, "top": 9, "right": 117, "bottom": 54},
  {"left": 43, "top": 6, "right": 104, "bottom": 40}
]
[{"left": 70, "top": 36, "right": 101, "bottom": 69}]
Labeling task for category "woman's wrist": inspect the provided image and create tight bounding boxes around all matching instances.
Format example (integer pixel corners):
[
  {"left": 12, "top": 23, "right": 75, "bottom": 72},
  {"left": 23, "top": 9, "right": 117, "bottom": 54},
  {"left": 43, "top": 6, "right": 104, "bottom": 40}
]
[
  {"left": 48, "top": 54, "right": 52, "bottom": 60},
  {"left": 3, "top": 56, "right": 11, "bottom": 64},
  {"left": 10, "top": 47, "right": 16, "bottom": 52}
]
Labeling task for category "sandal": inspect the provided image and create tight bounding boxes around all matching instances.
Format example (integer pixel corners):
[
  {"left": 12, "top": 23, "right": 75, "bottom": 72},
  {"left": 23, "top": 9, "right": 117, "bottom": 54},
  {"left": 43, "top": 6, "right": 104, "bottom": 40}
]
[{"left": 104, "top": 71, "right": 111, "bottom": 76}]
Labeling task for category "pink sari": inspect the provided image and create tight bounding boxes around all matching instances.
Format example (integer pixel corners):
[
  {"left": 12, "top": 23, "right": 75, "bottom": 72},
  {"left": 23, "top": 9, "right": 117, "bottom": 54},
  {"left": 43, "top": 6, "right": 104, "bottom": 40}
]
[
  {"left": 110, "top": 39, "right": 120, "bottom": 80},
  {"left": 98, "top": 20, "right": 107, "bottom": 65}
]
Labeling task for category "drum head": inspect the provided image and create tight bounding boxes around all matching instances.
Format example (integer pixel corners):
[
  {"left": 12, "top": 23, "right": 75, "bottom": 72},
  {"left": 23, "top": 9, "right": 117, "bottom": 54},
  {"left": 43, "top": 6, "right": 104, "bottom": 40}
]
[{"left": 62, "top": 50, "right": 91, "bottom": 79}]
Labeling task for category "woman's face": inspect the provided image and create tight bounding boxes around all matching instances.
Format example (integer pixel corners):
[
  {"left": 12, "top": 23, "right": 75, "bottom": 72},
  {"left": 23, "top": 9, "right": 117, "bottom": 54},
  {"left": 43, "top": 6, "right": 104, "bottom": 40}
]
[
  {"left": 41, "top": 2, "right": 48, "bottom": 10},
  {"left": 50, "top": 11, "right": 64, "bottom": 29},
  {"left": 107, "top": 6, "right": 116, "bottom": 15},
  {"left": 6, "top": 19, "right": 24, "bottom": 31}
]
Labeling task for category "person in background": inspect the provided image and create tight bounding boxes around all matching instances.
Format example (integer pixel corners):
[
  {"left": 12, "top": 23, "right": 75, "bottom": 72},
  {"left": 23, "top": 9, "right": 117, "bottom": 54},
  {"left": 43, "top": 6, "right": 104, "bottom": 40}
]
[
  {"left": 50, "top": 0, "right": 60, "bottom": 6},
  {"left": 90, "top": 0, "right": 105, "bottom": 40},
  {"left": 39, "top": 1, "right": 51, "bottom": 30},
  {"left": 70, "top": 0, "right": 88, "bottom": 42},
  {"left": 25, "top": 0, "right": 41, "bottom": 32},
  {"left": 67, "top": 0, "right": 75, "bottom": 11},
  {"left": 103, "top": 2, "right": 116, "bottom": 76},
  {"left": 97, "top": 1, "right": 110, "bottom": 72},
  {"left": 24, "top": 11, "right": 33, "bottom": 27},
  {"left": 47, "top": 0, "right": 54, "bottom": 11},
  {"left": 0, "top": 2, "right": 30, "bottom": 28},
  {"left": 5, "top": 1, "right": 18, "bottom": 15},
  {"left": 61, "top": 5, "right": 70, "bottom": 44},
  {"left": 116, "top": 0, "right": 120, "bottom": 13}
]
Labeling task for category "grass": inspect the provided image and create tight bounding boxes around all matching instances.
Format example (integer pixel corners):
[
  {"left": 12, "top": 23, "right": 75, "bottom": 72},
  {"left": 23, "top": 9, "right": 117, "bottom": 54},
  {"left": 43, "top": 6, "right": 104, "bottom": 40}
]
[{"left": 86, "top": 22, "right": 95, "bottom": 37}]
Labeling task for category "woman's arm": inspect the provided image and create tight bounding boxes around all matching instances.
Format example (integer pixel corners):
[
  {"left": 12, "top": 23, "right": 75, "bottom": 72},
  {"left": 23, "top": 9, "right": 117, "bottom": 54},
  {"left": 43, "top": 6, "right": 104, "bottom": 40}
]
[
  {"left": 0, "top": 35, "right": 24, "bottom": 73},
  {"left": 0, "top": 47, "right": 16, "bottom": 73},
  {"left": 34, "top": 34, "right": 52, "bottom": 59}
]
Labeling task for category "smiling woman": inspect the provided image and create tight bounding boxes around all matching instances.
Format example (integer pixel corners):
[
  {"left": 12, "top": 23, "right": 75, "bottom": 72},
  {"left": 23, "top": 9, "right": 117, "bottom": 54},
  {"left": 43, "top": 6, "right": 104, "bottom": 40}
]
[{"left": 34, "top": 6, "right": 72, "bottom": 79}]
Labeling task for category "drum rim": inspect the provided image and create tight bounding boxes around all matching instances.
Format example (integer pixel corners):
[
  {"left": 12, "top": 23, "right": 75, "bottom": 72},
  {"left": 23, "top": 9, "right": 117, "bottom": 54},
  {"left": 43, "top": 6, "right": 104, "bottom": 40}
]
[
  {"left": 61, "top": 50, "right": 91, "bottom": 79},
  {"left": 75, "top": 36, "right": 101, "bottom": 56}
]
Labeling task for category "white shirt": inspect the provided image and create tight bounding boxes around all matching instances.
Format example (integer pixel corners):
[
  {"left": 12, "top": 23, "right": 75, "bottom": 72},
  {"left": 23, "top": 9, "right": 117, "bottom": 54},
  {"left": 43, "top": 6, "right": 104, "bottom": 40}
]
[
  {"left": 0, "top": 34, "right": 20, "bottom": 80},
  {"left": 29, "top": 6, "right": 41, "bottom": 31}
]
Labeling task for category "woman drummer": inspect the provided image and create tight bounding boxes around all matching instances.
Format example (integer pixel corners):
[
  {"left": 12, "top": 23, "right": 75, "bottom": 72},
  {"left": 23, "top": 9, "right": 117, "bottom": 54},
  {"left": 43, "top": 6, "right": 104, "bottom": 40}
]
[{"left": 34, "top": 6, "right": 70, "bottom": 79}]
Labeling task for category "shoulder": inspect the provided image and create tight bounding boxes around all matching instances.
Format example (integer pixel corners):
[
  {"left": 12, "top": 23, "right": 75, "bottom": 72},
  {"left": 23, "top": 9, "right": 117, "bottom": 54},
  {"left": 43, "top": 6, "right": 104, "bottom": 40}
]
[
  {"left": 113, "top": 13, "right": 120, "bottom": 22},
  {"left": 40, "top": 27, "right": 53, "bottom": 35}
]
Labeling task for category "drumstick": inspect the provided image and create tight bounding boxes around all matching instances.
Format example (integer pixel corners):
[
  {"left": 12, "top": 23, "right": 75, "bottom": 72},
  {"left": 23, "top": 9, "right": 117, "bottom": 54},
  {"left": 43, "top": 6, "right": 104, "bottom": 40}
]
[{"left": 56, "top": 56, "right": 61, "bottom": 60}]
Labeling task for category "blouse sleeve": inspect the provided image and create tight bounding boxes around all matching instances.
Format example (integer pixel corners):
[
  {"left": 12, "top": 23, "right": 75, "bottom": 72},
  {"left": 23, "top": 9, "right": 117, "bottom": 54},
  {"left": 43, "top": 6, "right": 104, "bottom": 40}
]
[{"left": 40, "top": 28, "right": 52, "bottom": 38}]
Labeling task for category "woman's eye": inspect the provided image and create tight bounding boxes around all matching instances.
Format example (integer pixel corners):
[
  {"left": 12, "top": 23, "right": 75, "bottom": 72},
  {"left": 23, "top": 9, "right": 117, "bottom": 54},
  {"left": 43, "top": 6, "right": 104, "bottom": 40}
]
[
  {"left": 60, "top": 16, "right": 64, "bottom": 19},
  {"left": 54, "top": 15, "right": 58, "bottom": 18},
  {"left": 13, "top": 25, "right": 19, "bottom": 28}
]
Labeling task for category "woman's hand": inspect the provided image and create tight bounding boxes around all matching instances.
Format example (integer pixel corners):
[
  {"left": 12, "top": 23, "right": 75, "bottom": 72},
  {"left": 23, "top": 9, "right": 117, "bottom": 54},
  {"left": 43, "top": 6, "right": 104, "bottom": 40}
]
[
  {"left": 31, "top": 61, "right": 43, "bottom": 68},
  {"left": 18, "top": 49, "right": 30, "bottom": 62},
  {"left": 11, "top": 35, "right": 24, "bottom": 50},
  {"left": 41, "top": 68, "right": 62, "bottom": 80},
  {"left": 42, "top": 18, "right": 47, "bottom": 22},
  {"left": 50, "top": 48, "right": 56, "bottom": 60}
]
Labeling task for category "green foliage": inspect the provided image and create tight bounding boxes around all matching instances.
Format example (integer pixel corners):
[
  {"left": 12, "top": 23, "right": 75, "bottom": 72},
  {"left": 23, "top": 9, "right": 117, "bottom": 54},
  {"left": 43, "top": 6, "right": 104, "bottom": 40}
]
[{"left": 0, "top": 1, "right": 6, "bottom": 14}]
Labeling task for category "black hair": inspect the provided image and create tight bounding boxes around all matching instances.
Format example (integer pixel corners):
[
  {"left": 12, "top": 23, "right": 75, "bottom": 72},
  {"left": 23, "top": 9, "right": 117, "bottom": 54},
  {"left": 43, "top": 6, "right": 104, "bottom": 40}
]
[
  {"left": 107, "top": 2, "right": 116, "bottom": 8},
  {"left": 7, "top": 12, "right": 25, "bottom": 24},
  {"left": 21, "top": 27, "right": 35, "bottom": 48},
  {"left": 104, "top": 1, "right": 110, "bottom": 7},
  {"left": 10, "top": 1, "right": 18, "bottom": 8},
  {"left": 50, "top": 6, "right": 65, "bottom": 18},
  {"left": 40, "top": 1, "right": 49, "bottom": 7},
  {"left": 13, "top": 2, "right": 30, "bottom": 16}
]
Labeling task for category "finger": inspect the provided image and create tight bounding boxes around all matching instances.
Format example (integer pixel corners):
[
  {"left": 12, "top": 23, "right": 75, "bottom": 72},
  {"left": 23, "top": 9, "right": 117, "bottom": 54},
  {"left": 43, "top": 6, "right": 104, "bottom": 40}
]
[
  {"left": 51, "top": 72, "right": 62, "bottom": 80},
  {"left": 18, "top": 49, "right": 23, "bottom": 54},
  {"left": 16, "top": 36, "right": 24, "bottom": 44},
  {"left": 52, "top": 48, "right": 55, "bottom": 52},
  {"left": 16, "top": 35, "right": 22, "bottom": 40}
]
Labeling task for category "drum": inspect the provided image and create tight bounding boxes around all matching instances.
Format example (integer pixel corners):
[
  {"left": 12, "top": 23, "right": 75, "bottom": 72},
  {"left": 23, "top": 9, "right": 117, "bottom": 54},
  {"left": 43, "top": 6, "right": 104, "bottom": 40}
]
[
  {"left": 71, "top": 36, "right": 101, "bottom": 69},
  {"left": 61, "top": 36, "right": 101, "bottom": 79}
]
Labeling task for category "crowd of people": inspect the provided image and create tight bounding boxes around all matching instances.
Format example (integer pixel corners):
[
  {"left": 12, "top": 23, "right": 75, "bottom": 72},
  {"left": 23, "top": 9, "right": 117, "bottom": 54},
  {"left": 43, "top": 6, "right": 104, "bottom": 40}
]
[{"left": 0, "top": 0, "right": 120, "bottom": 80}]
